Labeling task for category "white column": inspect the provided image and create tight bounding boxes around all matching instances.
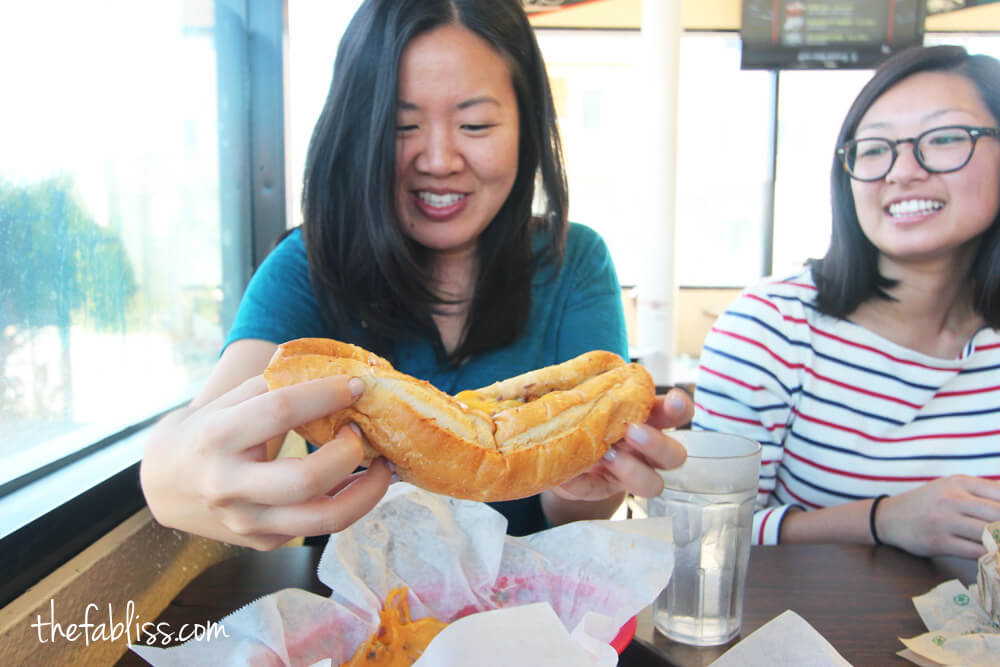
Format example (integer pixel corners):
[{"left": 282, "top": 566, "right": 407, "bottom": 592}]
[{"left": 636, "top": 0, "right": 682, "bottom": 387}]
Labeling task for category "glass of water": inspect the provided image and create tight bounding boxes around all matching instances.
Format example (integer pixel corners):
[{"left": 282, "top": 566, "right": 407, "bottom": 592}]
[{"left": 640, "top": 430, "right": 761, "bottom": 646}]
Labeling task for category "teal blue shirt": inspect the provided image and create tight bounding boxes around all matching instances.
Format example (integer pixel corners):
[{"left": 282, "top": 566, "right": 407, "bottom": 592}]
[{"left": 226, "top": 222, "right": 628, "bottom": 534}]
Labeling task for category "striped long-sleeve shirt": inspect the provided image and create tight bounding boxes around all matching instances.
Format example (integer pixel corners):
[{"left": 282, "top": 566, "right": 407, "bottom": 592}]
[{"left": 692, "top": 267, "right": 1000, "bottom": 545}]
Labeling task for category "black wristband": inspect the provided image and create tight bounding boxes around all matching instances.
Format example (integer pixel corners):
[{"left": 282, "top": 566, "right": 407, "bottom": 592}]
[{"left": 869, "top": 494, "right": 889, "bottom": 546}]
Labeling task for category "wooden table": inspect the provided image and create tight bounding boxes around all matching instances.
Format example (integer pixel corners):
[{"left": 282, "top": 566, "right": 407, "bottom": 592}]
[
  {"left": 633, "top": 543, "right": 976, "bottom": 666},
  {"left": 117, "top": 543, "right": 976, "bottom": 667}
]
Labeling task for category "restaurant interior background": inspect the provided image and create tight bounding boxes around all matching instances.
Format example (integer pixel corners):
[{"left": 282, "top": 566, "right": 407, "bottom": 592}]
[{"left": 2, "top": 0, "right": 1000, "bottom": 663}]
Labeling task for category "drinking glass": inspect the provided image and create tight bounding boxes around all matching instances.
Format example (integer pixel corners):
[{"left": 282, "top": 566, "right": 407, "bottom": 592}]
[{"left": 639, "top": 430, "right": 761, "bottom": 646}]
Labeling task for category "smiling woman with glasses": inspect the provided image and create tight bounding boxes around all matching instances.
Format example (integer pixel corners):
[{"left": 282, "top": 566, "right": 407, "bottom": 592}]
[{"left": 691, "top": 44, "right": 1000, "bottom": 561}]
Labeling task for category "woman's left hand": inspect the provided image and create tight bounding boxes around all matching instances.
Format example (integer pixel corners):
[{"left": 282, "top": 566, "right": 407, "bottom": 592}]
[{"left": 549, "top": 387, "right": 692, "bottom": 502}]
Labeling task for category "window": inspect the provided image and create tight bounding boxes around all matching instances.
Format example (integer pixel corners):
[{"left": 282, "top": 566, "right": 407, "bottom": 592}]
[
  {"left": 771, "top": 69, "right": 872, "bottom": 277},
  {"left": 1, "top": 0, "right": 285, "bottom": 604},
  {"left": 1, "top": 1, "right": 227, "bottom": 527},
  {"left": 534, "top": 31, "right": 776, "bottom": 289},
  {"left": 286, "top": 0, "right": 364, "bottom": 230},
  {"left": 533, "top": 31, "right": 1000, "bottom": 290},
  {"left": 533, "top": 30, "right": 648, "bottom": 287},
  {"left": 925, "top": 32, "right": 1000, "bottom": 61},
  {"left": 673, "top": 34, "right": 774, "bottom": 287}
]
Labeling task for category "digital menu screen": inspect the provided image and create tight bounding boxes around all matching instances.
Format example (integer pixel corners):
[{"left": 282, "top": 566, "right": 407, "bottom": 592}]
[{"left": 741, "top": 0, "right": 925, "bottom": 70}]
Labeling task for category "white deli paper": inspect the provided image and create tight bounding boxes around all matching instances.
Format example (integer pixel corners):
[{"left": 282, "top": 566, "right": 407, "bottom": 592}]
[
  {"left": 707, "top": 610, "right": 853, "bottom": 667},
  {"left": 131, "top": 483, "right": 675, "bottom": 666}
]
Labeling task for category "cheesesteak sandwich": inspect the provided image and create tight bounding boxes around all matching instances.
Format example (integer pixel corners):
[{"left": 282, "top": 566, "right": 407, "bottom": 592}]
[{"left": 264, "top": 338, "right": 655, "bottom": 502}]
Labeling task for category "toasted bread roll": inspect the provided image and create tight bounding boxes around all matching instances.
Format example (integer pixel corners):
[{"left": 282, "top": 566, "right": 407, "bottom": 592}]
[{"left": 263, "top": 338, "right": 655, "bottom": 501}]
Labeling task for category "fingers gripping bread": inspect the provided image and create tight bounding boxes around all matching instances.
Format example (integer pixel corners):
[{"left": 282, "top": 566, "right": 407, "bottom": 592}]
[{"left": 263, "top": 338, "right": 655, "bottom": 502}]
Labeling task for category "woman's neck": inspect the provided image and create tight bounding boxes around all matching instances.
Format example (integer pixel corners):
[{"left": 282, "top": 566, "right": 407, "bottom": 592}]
[
  {"left": 430, "top": 250, "right": 478, "bottom": 354},
  {"left": 850, "top": 252, "right": 983, "bottom": 359}
]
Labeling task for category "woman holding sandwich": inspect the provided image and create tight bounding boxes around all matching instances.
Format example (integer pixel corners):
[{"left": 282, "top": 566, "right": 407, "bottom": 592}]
[{"left": 141, "top": 0, "right": 690, "bottom": 550}]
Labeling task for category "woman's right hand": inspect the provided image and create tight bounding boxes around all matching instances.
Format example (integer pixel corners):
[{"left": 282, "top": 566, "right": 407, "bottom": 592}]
[
  {"left": 877, "top": 475, "right": 1000, "bottom": 559},
  {"left": 140, "top": 373, "right": 392, "bottom": 550}
]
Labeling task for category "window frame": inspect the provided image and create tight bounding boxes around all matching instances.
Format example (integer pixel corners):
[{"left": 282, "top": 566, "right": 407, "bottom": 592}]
[{"left": 0, "top": 0, "right": 288, "bottom": 609}]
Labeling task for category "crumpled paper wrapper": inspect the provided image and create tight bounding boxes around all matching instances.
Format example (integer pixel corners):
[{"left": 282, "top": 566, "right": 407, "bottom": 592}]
[
  {"left": 977, "top": 522, "right": 1000, "bottom": 622},
  {"left": 131, "top": 483, "right": 674, "bottom": 666},
  {"left": 898, "top": 522, "right": 1000, "bottom": 667}
]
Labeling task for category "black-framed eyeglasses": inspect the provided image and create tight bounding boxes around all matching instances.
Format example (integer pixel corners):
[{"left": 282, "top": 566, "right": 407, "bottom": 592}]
[{"left": 837, "top": 125, "right": 1000, "bottom": 182}]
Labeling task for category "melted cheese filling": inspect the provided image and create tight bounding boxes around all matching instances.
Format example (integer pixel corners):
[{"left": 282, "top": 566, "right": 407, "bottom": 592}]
[
  {"left": 454, "top": 390, "right": 524, "bottom": 416},
  {"left": 342, "top": 587, "right": 448, "bottom": 666}
]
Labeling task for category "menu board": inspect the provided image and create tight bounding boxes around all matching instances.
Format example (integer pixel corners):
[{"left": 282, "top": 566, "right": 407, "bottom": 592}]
[{"left": 741, "top": 0, "right": 925, "bottom": 70}]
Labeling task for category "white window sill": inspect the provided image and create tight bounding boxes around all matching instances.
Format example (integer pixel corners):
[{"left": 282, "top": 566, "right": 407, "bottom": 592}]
[{"left": 0, "top": 426, "right": 149, "bottom": 540}]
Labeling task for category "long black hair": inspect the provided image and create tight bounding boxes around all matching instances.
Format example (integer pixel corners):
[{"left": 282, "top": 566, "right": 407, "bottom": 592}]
[
  {"left": 301, "top": 0, "right": 568, "bottom": 363},
  {"left": 811, "top": 44, "right": 1000, "bottom": 327}
]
